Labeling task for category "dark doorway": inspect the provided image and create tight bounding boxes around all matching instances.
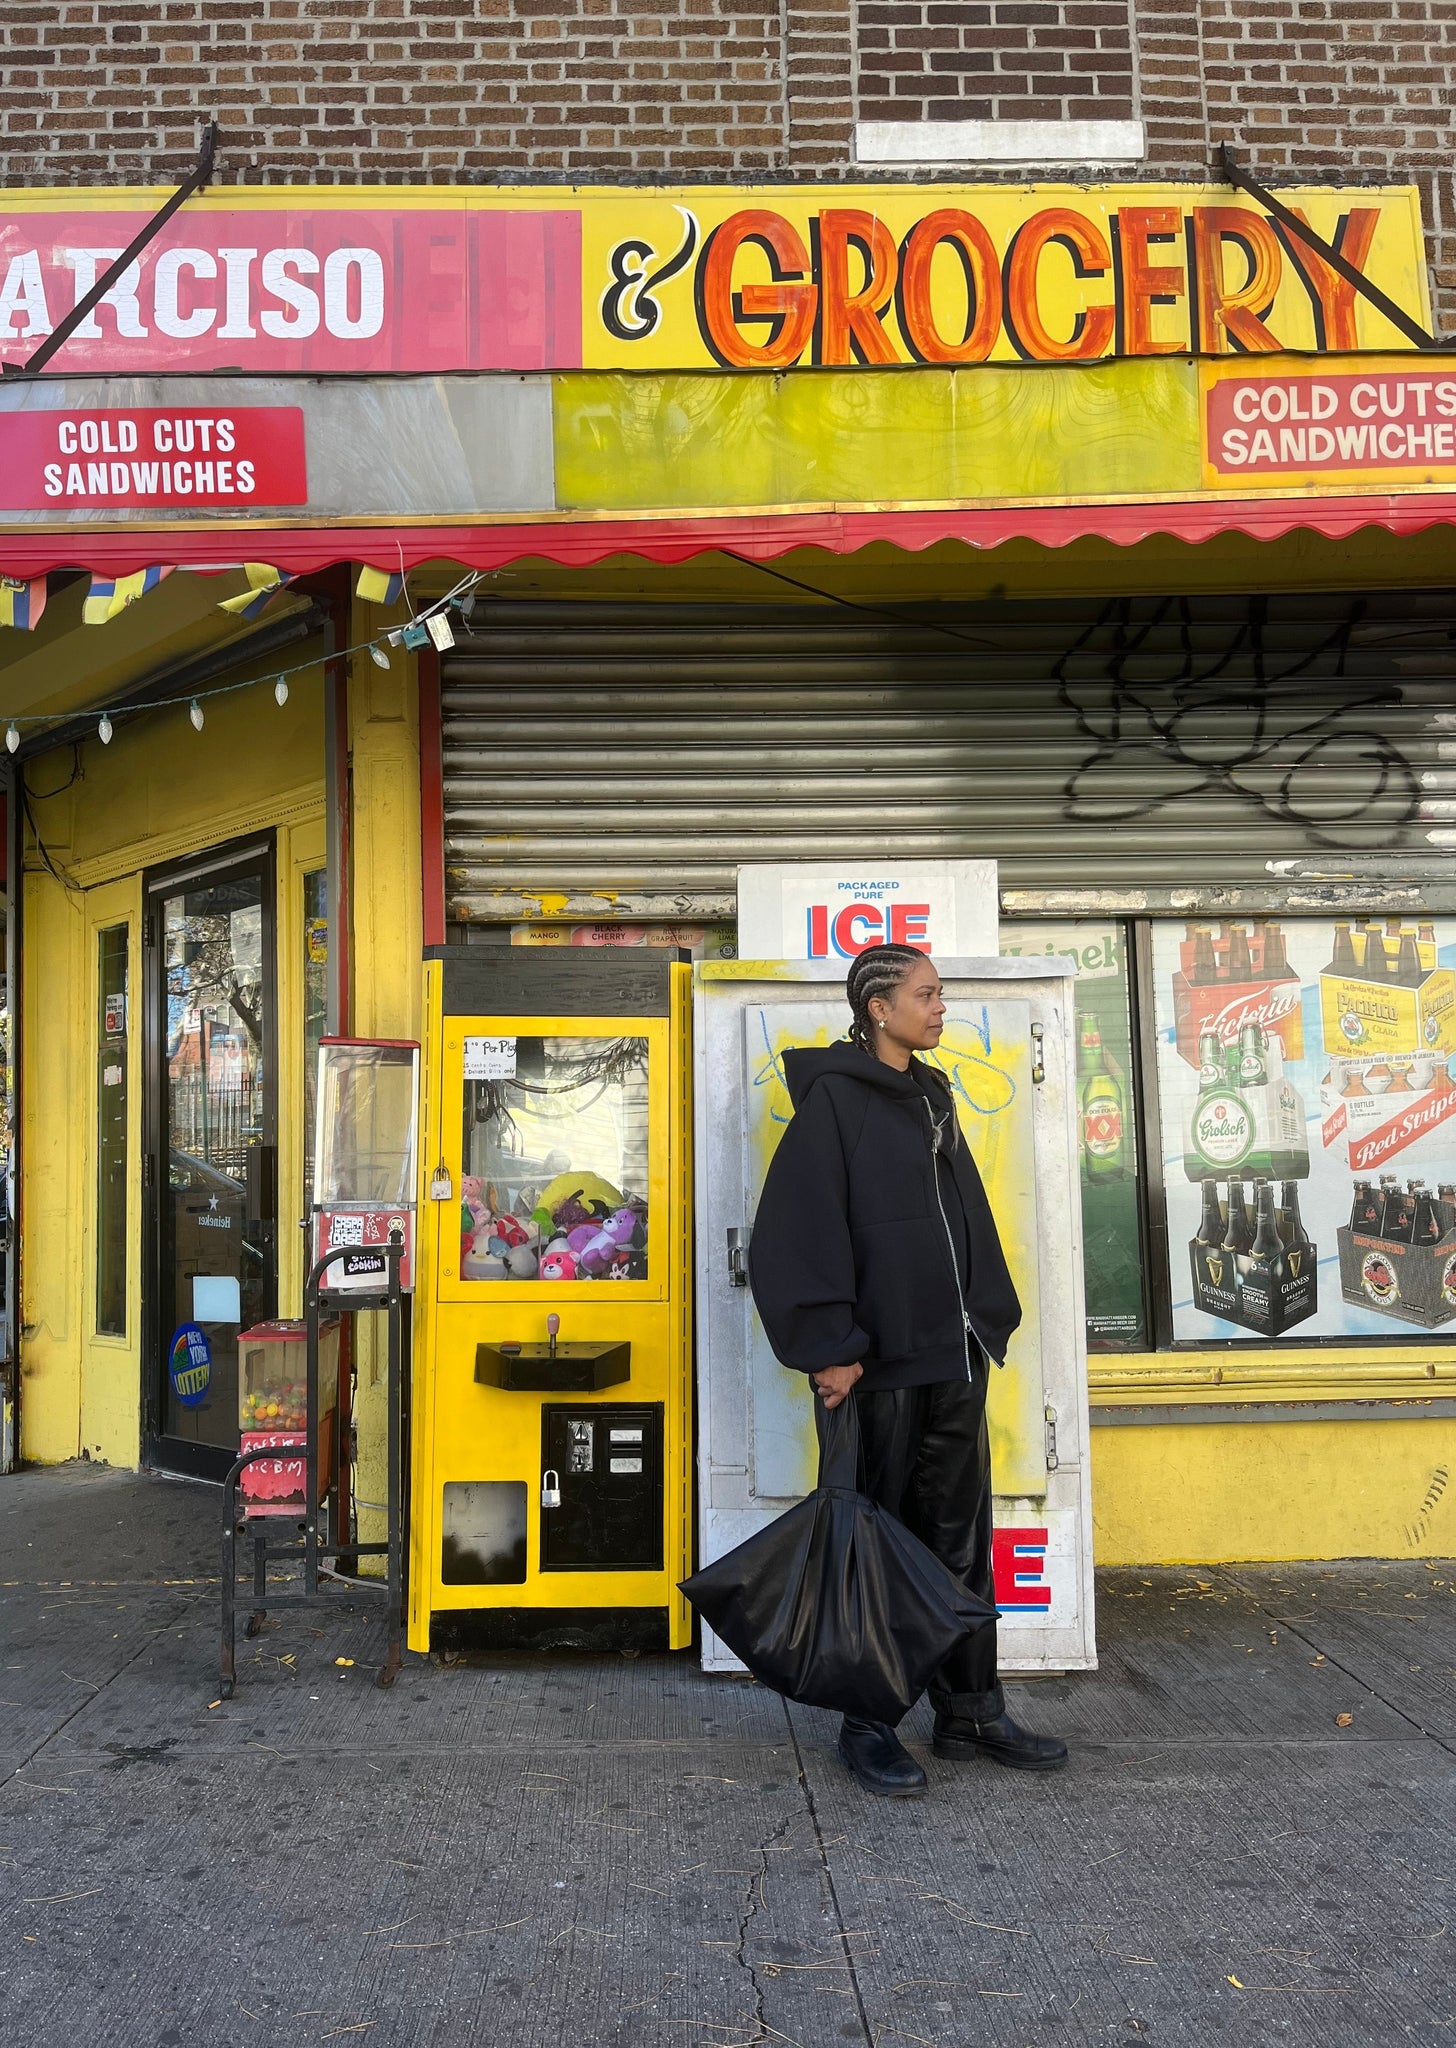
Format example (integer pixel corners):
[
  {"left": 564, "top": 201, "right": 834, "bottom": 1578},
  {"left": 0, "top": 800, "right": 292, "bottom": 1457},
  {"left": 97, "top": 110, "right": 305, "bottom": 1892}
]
[{"left": 143, "top": 839, "right": 277, "bottom": 1480}]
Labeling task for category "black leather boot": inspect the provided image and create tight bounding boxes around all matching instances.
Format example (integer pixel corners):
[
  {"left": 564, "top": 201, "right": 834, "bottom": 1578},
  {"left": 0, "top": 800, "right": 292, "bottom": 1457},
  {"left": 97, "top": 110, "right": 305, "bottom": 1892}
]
[
  {"left": 837, "top": 1716, "right": 928, "bottom": 1797},
  {"left": 933, "top": 1703, "right": 1068, "bottom": 1771}
]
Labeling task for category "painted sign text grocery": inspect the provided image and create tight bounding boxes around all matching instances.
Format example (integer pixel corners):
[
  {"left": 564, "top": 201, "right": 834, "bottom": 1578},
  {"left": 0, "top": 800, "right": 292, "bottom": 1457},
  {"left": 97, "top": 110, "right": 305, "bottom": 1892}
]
[{"left": 0, "top": 183, "right": 1428, "bottom": 376}]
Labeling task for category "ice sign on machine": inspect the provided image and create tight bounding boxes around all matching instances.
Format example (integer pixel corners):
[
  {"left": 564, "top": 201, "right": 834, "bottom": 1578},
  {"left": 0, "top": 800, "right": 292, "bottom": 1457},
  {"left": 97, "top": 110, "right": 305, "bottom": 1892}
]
[{"left": 736, "top": 861, "right": 999, "bottom": 962}]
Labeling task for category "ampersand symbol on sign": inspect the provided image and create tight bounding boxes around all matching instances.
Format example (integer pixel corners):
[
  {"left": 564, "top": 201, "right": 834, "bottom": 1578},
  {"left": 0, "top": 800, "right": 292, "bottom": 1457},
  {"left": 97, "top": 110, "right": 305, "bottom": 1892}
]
[{"left": 600, "top": 209, "right": 699, "bottom": 340}]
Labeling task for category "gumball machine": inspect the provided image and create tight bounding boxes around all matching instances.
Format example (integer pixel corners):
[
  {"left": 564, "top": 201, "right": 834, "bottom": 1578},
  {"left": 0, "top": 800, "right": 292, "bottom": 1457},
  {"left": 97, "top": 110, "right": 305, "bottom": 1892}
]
[
  {"left": 236, "top": 1317, "right": 341, "bottom": 1516},
  {"left": 313, "top": 1037, "right": 421, "bottom": 1292},
  {"left": 409, "top": 948, "right": 693, "bottom": 1655}
]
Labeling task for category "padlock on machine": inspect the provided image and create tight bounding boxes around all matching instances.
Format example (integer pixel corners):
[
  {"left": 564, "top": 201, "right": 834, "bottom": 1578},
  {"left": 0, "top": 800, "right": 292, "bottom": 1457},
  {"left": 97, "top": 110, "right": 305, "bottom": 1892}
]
[{"left": 540, "top": 1467, "right": 562, "bottom": 1510}]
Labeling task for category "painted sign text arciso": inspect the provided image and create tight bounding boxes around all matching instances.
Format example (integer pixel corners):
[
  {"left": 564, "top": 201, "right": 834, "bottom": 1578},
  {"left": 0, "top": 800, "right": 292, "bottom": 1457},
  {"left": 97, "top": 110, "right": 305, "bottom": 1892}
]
[{"left": 0, "top": 184, "right": 1430, "bottom": 378}]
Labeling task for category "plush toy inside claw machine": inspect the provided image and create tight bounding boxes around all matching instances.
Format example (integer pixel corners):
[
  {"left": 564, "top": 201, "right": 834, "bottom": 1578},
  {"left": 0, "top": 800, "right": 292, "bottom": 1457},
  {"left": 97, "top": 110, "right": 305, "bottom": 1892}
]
[{"left": 409, "top": 947, "right": 692, "bottom": 1655}]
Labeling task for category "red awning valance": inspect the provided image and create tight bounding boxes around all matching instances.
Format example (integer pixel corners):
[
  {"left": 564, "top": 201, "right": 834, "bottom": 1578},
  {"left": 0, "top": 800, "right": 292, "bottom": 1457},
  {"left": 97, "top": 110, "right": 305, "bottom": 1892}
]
[{"left": 3, "top": 493, "right": 1456, "bottom": 578}]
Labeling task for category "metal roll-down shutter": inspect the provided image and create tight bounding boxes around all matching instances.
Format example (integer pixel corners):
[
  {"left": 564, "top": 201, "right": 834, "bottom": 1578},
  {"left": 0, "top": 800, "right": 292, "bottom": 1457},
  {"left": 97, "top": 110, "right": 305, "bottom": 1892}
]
[{"left": 439, "top": 592, "right": 1456, "bottom": 923}]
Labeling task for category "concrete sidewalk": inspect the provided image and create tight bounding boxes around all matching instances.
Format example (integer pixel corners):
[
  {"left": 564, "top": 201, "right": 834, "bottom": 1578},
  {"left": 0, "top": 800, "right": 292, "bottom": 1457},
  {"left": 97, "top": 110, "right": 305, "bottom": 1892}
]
[{"left": 2, "top": 1462, "right": 1454, "bottom": 2047}]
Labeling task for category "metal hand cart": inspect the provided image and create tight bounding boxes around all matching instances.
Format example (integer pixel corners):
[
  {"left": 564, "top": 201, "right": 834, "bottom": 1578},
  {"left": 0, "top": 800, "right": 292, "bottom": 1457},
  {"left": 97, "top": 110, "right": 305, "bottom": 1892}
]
[{"left": 220, "top": 1229, "right": 408, "bottom": 1695}]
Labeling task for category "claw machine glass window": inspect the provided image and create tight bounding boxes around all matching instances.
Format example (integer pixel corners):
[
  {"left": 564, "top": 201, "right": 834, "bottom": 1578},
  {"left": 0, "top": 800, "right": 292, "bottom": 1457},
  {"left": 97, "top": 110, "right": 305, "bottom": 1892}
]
[
  {"left": 312, "top": 1037, "right": 420, "bottom": 1294},
  {"left": 459, "top": 1035, "right": 651, "bottom": 1282}
]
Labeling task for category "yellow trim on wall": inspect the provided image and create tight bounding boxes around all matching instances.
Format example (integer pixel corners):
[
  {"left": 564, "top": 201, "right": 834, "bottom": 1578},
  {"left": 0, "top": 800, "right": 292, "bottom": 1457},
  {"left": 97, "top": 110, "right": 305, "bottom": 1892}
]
[
  {"left": 1090, "top": 1346, "right": 1456, "bottom": 1408},
  {"left": 276, "top": 813, "right": 328, "bottom": 1320},
  {"left": 77, "top": 879, "right": 142, "bottom": 1463},
  {"left": 346, "top": 627, "right": 423, "bottom": 1559}
]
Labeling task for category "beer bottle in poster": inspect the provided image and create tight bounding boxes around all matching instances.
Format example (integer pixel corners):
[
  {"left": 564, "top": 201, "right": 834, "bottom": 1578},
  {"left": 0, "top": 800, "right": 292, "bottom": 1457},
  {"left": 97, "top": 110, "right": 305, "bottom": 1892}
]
[
  {"left": 1385, "top": 1180, "right": 1417, "bottom": 1243},
  {"left": 1261, "top": 922, "right": 1296, "bottom": 982},
  {"left": 1349, "top": 1179, "right": 1380, "bottom": 1233},
  {"left": 1279, "top": 1181, "right": 1311, "bottom": 1251},
  {"left": 1398, "top": 926, "right": 1423, "bottom": 985},
  {"left": 1221, "top": 1181, "right": 1254, "bottom": 1263},
  {"left": 1331, "top": 921, "right": 1359, "bottom": 972},
  {"left": 1438, "top": 1182, "right": 1456, "bottom": 1235},
  {"left": 1386, "top": 918, "right": 1406, "bottom": 979},
  {"left": 1238, "top": 1023, "right": 1268, "bottom": 1088},
  {"left": 1198, "top": 1179, "right": 1224, "bottom": 1246},
  {"left": 1410, "top": 1180, "right": 1442, "bottom": 1246},
  {"left": 1077, "top": 1012, "right": 1126, "bottom": 1182},
  {"left": 1377, "top": 1173, "right": 1402, "bottom": 1234},
  {"left": 1419, "top": 921, "right": 1438, "bottom": 971},
  {"left": 1226, "top": 924, "right": 1254, "bottom": 981},
  {"left": 1191, "top": 926, "right": 1218, "bottom": 985},
  {"left": 1363, "top": 921, "right": 1388, "bottom": 975},
  {"left": 1189, "top": 1046, "right": 1254, "bottom": 1181},
  {"left": 1250, "top": 1182, "right": 1283, "bottom": 1260}
]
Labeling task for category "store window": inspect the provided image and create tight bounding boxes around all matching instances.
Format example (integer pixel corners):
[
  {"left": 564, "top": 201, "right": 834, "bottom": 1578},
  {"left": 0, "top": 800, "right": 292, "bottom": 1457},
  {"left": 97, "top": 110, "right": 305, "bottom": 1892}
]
[
  {"left": 1001, "top": 921, "right": 1148, "bottom": 1352},
  {"left": 460, "top": 1035, "right": 651, "bottom": 1281},
  {"left": 95, "top": 924, "right": 129, "bottom": 1335},
  {"left": 1153, "top": 916, "right": 1456, "bottom": 1343}
]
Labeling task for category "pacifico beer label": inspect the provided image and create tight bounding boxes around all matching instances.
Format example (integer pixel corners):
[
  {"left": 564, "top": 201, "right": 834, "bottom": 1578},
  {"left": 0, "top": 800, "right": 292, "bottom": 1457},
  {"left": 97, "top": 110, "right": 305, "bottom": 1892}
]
[{"left": 1193, "top": 1093, "right": 1254, "bottom": 1169}]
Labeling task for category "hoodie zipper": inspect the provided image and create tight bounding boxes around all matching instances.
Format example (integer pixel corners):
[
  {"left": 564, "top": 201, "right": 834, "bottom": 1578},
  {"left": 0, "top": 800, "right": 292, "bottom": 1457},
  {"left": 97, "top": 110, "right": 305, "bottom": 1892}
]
[{"left": 924, "top": 1098, "right": 975, "bottom": 1384}]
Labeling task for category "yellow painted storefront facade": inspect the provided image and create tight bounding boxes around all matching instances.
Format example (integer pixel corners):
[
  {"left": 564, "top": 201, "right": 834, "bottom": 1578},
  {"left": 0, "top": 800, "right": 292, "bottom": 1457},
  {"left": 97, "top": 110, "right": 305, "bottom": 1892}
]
[
  {"left": 12, "top": 587, "right": 1455, "bottom": 1563},
  {"left": 14, "top": 604, "right": 420, "bottom": 1499},
  {"left": 2, "top": 175, "right": 1452, "bottom": 1570}
]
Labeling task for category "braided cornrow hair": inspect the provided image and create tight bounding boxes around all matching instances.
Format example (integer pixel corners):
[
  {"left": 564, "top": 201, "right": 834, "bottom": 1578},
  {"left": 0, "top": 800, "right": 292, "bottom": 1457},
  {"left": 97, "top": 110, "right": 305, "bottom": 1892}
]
[{"left": 846, "top": 944, "right": 931, "bottom": 1056}]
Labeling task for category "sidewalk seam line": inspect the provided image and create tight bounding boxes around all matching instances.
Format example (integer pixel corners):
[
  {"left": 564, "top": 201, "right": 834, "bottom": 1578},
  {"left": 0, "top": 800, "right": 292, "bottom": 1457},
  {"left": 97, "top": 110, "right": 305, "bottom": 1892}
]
[
  {"left": 782, "top": 1701, "right": 876, "bottom": 2048},
  {"left": 1218, "top": 1566, "right": 1456, "bottom": 1763},
  {"left": 0, "top": 1594, "right": 193, "bottom": 1794}
]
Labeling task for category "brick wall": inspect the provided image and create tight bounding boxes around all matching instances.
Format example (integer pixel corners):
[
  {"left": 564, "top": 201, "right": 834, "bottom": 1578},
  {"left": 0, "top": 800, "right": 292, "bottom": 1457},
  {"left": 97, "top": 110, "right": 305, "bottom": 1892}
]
[
  {"left": 0, "top": 0, "right": 789, "bottom": 182},
  {"left": 857, "top": 0, "right": 1136, "bottom": 129},
  {"left": 2, "top": 0, "right": 1456, "bottom": 324},
  {"left": 1157, "top": 0, "right": 1456, "bottom": 332}
]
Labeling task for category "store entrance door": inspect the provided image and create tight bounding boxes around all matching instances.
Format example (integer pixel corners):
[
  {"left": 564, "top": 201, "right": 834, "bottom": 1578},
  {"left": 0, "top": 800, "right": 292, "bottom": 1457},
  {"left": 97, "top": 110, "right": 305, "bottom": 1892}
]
[{"left": 144, "top": 840, "right": 277, "bottom": 1480}]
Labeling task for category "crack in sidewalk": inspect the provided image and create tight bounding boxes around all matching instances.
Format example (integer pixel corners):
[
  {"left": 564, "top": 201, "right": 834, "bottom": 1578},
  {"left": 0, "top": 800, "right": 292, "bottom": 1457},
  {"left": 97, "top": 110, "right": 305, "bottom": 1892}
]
[{"left": 731, "top": 1809, "right": 798, "bottom": 2043}]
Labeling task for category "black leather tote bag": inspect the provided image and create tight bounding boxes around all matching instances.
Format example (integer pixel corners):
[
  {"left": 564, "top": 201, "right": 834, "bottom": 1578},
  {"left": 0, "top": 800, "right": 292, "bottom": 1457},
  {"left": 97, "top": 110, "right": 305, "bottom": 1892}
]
[{"left": 680, "top": 1394, "right": 995, "bottom": 1723}]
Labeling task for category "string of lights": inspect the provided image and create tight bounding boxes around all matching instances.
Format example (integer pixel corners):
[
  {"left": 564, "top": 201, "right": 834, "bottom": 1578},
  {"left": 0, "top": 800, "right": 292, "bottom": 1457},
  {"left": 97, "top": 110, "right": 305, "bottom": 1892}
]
[{"left": 3, "top": 567, "right": 485, "bottom": 755}]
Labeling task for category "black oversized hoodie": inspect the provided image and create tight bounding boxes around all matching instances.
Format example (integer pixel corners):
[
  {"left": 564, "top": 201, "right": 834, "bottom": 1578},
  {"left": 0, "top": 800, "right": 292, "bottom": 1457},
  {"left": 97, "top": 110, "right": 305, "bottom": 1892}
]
[{"left": 748, "top": 1041, "right": 1022, "bottom": 1390}]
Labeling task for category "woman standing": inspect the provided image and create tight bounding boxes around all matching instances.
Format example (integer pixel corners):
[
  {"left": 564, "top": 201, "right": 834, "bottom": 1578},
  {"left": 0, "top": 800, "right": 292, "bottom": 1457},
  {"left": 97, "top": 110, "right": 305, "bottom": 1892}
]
[{"left": 749, "top": 943, "right": 1068, "bottom": 1797}]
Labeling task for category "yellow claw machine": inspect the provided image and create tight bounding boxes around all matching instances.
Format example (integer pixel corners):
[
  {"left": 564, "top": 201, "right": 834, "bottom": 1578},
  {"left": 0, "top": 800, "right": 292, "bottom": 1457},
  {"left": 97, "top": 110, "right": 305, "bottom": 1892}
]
[{"left": 409, "top": 949, "right": 693, "bottom": 1654}]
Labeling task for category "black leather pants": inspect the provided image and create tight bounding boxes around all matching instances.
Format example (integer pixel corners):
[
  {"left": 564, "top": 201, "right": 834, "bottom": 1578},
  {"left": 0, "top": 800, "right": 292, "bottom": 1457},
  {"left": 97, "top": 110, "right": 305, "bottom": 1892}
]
[{"left": 826, "top": 1378, "right": 1003, "bottom": 1721}]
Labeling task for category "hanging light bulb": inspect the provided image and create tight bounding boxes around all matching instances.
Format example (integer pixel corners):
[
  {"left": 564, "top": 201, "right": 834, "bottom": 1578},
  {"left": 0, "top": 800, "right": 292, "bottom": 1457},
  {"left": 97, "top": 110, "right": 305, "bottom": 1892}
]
[
  {"left": 5, "top": 723, "right": 18, "bottom": 754},
  {"left": 98, "top": 712, "right": 113, "bottom": 745},
  {"left": 274, "top": 677, "right": 289, "bottom": 706},
  {"left": 189, "top": 698, "right": 204, "bottom": 731},
  {"left": 369, "top": 641, "right": 390, "bottom": 669}
]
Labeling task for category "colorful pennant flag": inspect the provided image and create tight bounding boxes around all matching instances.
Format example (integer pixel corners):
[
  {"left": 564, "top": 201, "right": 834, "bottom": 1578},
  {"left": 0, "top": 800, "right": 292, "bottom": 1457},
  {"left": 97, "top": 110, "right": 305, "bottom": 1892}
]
[
  {"left": 356, "top": 566, "right": 404, "bottom": 606},
  {"left": 218, "top": 563, "right": 295, "bottom": 620},
  {"left": 83, "top": 565, "right": 172, "bottom": 624},
  {"left": 0, "top": 575, "right": 46, "bottom": 631}
]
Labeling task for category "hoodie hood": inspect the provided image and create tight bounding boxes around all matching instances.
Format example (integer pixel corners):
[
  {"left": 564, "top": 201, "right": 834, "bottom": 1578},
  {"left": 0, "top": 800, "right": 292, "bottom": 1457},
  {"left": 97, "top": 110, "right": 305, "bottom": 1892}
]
[{"left": 782, "top": 1039, "right": 947, "bottom": 1109}]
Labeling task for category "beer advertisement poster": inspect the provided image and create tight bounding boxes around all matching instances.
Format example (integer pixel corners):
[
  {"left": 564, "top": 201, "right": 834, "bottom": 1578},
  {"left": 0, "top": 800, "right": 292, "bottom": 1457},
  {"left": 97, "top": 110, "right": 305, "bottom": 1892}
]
[
  {"left": 1002, "top": 921, "right": 1147, "bottom": 1352},
  {"left": 1154, "top": 917, "right": 1456, "bottom": 1341}
]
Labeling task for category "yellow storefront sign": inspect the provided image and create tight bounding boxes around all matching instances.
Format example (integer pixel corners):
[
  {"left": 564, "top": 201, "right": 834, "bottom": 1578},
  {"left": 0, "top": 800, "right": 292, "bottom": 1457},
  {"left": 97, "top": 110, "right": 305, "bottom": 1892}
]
[
  {"left": 0, "top": 181, "right": 1431, "bottom": 379},
  {"left": 583, "top": 181, "right": 1430, "bottom": 370}
]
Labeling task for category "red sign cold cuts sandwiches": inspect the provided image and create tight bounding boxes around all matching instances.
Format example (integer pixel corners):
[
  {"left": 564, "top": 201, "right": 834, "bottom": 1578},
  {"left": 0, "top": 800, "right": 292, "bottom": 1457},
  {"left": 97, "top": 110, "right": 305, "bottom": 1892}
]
[{"left": 0, "top": 406, "right": 307, "bottom": 510}]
